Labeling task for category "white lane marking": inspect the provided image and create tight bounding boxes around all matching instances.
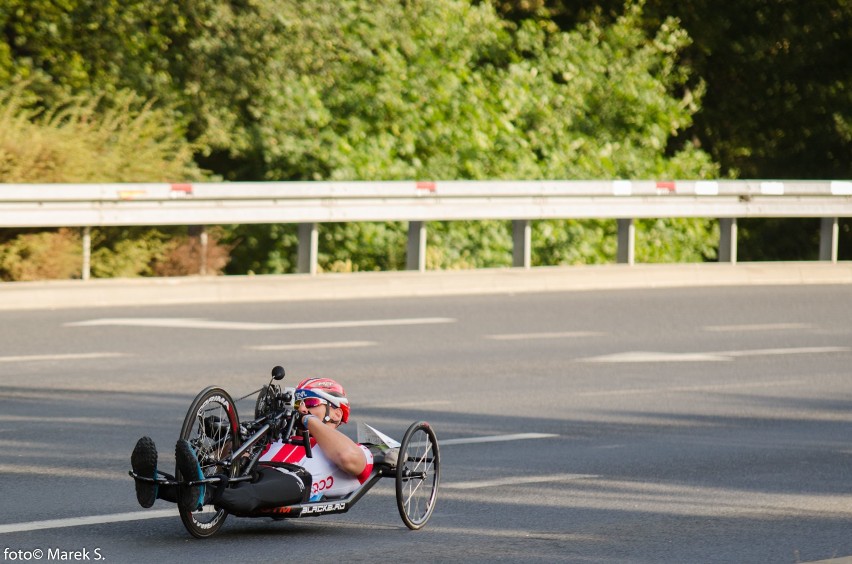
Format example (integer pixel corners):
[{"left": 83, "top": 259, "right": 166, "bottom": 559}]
[
  {"left": 65, "top": 317, "right": 455, "bottom": 331},
  {"left": 247, "top": 341, "right": 376, "bottom": 351},
  {"left": 723, "top": 347, "right": 848, "bottom": 357},
  {"left": 0, "top": 464, "right": 123, "bottom": 481},
  {"left": 440, "top": 433, "right": 558, "bottom": 446},
  {"left": 0, "top": 415, "right": 135, "bottom": 426},
  {"left": 580, "top": 346, "right": 849, "bottom": 363},
  {"left": 486, "top": 331, "right": 605, "bottom": 341},
  {"left": 583, "top": 351, "right": 732, "bottom": 363},
  {"left": 363, "top": 400, "right": 452, "bottom": 409},
  {"left": 445, "top": 473, "right": 595, "bottom": 490},
  {"left": 0, "top": 431, "right": 558, "bottom": 534},
  {"left": 0, "top": 509, "right": 179, "bottom": 534},
  {"left": 576, "top": 379, "right": 807, "bottom": 397},
  {"left": 0, "top": 352, "right": 128, "bottom": 363},
  {"left": 703, "top": 323, "right": 814, "bottom": 332}
]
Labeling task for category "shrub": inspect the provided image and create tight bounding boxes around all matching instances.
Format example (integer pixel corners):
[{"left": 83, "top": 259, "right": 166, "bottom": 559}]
[
  {"left": 0, "top": 83, "right": 215, "bottom": 280},
  {"left": 0, "top": 84, "right": 203, "bottom": 183},
  {"left": 152, "top": 228, "right": 232, "bottom": 276},
  {"left": 0, "top": 228, "right": 82, "bottom": 281}
]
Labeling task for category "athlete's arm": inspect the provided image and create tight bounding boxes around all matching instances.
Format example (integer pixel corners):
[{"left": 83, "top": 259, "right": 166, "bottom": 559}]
[{"left": 304, "top": 415, "right": 367, "bottom": 476}]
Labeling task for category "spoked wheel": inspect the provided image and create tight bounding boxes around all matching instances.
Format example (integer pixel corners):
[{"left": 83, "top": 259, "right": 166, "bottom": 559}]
[
  {"left": 178, "top": 386, "right": 241, "bottom": 538},
  {"left": 395, "top": 421, "right": 440, "bottom": 530},
  {"left": 254, "top": 383, "right": 279, "bottom": 419}
]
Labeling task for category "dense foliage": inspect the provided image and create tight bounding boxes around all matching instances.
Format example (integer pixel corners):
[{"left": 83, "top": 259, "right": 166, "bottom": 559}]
[
  {"left": 498, "top": 0, "right": 852, "bottom": 259},
  {"left": 0, "top": 83, "right": 210, "bottom": 280},
  {"left": 501, "top": 0, "right": 850, "bottom": 180},
  {"left": 0, "top": 0, "right": 847, "bottom": 279}
]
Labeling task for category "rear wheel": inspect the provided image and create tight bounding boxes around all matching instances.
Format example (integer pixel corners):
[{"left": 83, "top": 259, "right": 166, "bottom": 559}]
[
  {"left": 395, "top": 421, "right": 440, "bottom": 530},
  {"left": 178, "top": 386, "right": 241, "bottom": 538}
]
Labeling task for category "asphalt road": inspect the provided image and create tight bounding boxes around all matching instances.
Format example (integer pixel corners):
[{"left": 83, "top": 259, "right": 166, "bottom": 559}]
[{"left": 1, "top": 284, "right": 851, "bottom": 563}]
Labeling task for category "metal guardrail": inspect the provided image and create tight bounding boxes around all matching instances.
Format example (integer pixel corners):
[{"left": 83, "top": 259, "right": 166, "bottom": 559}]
[{"left": 2, "top": 180, "right": 851, "bottom": 277}]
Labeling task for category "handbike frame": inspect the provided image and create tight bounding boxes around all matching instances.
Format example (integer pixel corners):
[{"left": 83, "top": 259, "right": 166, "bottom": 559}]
[
  {"left": 129, "top": 385, "right": 401, "bottom": 520},
  {"left": 130, "top": 366, "right": 439, "bottom": 535}
]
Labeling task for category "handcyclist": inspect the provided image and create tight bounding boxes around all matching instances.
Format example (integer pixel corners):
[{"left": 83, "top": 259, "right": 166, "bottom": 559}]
[{"left": 130, "top": 377, "right": 374, "bottom": 515}]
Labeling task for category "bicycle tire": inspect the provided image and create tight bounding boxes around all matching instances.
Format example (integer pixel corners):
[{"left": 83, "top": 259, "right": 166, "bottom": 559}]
[
  {"left": 395, "top": 421, "right": 440, "bottom": 530},
  {"left": 177, "top": 386, "right": 242, "bottom": 539},
  {"left": 254, "top": 384, "right": 280, "bottom": 420}
]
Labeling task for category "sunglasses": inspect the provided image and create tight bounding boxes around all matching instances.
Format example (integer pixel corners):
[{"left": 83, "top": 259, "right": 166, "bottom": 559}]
[{"left": 296, "top": 397, "right": 332, "bottom": 409}]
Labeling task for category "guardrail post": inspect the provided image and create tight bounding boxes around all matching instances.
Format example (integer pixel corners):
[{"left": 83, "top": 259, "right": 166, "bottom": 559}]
[
  {"left": 819, "top": 217, "right": 839, "bottom": 262},
  {"left": 297, "top": 223, "right": 318, "bottom": 275},
  {"left": 189, "top": 225, "right": 209, "bottom": 275},
  {"left": 81, "top": 226, "right": 91, "bottom": 280},
  {"left": 406, "top": 221, "right": 427, "bottom": 272},
  {"left": 617, "top": 219, "right": 635, "bottom": 265},
  {"left": 512, "top": 219, "right": 531, "bottom": 269},
  {"left": 718, "top": 218, "right": 738, "bottom": 263},
  {"left": 199, "top": 227, "right": 208, "bottom": 275}
]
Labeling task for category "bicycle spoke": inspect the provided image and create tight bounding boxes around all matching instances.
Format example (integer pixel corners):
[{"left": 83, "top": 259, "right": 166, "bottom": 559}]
[{"left": 400, "top": 429, "right": 436, "bottom": 523}]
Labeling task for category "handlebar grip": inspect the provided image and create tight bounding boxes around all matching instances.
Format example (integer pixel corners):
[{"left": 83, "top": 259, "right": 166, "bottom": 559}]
[{"left": 303, "top": 430, "right": 312, "bottom": 458}]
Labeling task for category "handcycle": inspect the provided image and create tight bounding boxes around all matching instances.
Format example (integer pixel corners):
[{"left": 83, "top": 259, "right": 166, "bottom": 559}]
[{"left": 129, "top": 366, "right": 440, "bottom": 538}]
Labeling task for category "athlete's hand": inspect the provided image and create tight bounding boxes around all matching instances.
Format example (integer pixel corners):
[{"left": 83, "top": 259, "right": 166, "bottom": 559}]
[
  {"left": 292, "top": 411, "right": 313, "bottom": 431},
  {"left": 291, "top": 410, "right": 303, "bottom": 430}
]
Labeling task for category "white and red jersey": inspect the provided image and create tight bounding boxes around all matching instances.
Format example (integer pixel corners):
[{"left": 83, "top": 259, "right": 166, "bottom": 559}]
[{"left": 259, "top": 439, "right": 374, "bottom": 501}]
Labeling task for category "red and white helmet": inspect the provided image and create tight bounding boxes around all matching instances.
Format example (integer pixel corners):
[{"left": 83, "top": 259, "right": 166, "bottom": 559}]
[{"left": 295, "top": 377, "right": 350, "bottom": 424}]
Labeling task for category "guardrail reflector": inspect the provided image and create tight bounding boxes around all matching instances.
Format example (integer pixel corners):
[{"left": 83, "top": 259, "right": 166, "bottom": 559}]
[
  {"left": 760, "top": 182, "right": 784, "bottom": 195},
  {"left": 612, "top": 180, "right": 632, "bottom": 196},
  {"left": 170, "top": 183, "right": 194, "bottom": 197},
  {"left": 694, "top": 181, "right": 719, "bottom": 195},
  {"left": 830, "top": 181, "right": 852, "bottom": 195},
  {"left": 118, "top": 190, "right": 146, "bottom": 200},
  {"left": 656, "top": 181, "right": 676, "bottom": 194}
]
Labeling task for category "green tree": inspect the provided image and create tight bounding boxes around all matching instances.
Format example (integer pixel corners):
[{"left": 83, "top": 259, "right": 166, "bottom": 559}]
[
  {"left": 226, "top": 0, "right": 717, "bottom": 272},
  {"left": 497, "top": 0, "right": 851, "bottom": 179},
  {"left": 0, "top": 0, "right": 283, "bottom": 177},
  {"left": 2, "top": 0, "right": 724, "bottom": 275},
  {"left": 497, "top": 0, "right": 851, "bottom": 260}
]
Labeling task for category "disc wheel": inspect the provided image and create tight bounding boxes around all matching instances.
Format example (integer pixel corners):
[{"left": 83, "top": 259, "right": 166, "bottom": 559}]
[
  {"left": 395, "top": 421, "right": 440, "bottom": 530},
  {"left": 178, "top": 386, "right": 241, "bottom": 538}
]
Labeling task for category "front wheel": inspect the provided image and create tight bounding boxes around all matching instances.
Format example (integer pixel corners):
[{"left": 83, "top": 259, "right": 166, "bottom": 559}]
[
  {"left": 178, "top": 386, "right": 241, "bottom": 539},
  {"left": 395, "top": 421, "right": 440, "bottom": 530}
]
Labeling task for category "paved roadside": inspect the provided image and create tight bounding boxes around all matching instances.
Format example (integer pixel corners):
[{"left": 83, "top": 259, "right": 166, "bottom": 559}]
[{"left": 0, "top": 261, "right": 850, "bottom": 311}]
